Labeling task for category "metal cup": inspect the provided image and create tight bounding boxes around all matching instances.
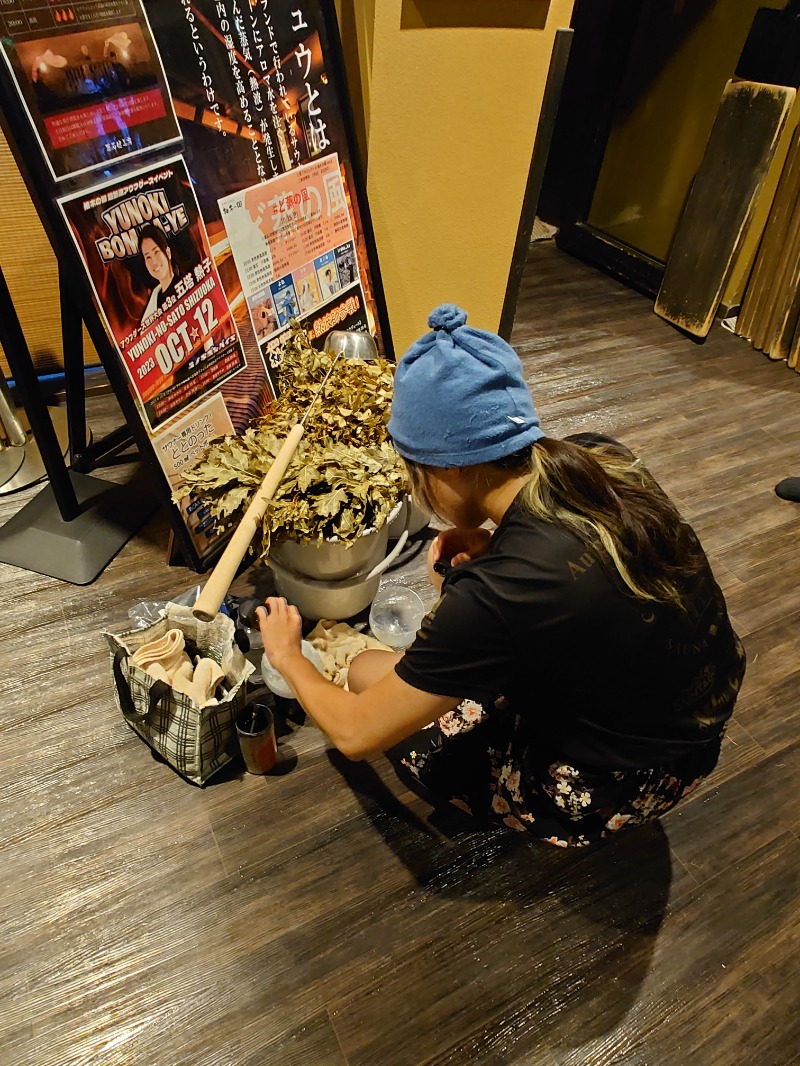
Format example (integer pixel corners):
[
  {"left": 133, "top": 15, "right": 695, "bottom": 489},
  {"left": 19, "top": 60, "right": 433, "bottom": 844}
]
[
  {"left": 323, "top": 329, "right": 379, "bottom": 362},
  {"left": 236, "top": 702, "right": 278, "bottom": 774}
]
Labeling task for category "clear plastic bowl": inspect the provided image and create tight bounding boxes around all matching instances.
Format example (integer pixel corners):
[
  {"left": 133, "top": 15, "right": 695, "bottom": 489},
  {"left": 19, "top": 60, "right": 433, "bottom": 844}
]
[
  {"left": 261, "top": 640, "right": 324, "bottom": 699},
  {"left": 369, "top": 583, "right": 426, "bottom": 650}
]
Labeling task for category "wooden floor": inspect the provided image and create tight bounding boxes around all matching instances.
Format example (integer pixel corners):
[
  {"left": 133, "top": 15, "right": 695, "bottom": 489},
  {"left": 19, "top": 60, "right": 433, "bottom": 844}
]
[{"left": 2, "top": 243, "right": 799, "bottom": 1066}]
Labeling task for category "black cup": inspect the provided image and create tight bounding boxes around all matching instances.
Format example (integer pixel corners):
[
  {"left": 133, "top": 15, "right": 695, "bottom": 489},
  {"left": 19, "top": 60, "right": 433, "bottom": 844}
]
[{"left": 236, "top": 701, "right": 278, "bottom": 774}]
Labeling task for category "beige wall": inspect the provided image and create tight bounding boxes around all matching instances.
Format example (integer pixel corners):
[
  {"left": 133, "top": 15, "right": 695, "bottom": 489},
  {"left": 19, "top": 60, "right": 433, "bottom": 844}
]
[{"left": 337, "top": 0, "right": 575, "bottom": 355}]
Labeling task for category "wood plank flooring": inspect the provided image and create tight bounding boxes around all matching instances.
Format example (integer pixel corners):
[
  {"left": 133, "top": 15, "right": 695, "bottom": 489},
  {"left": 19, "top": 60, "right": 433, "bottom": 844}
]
[{"left": 2, "top": 243, "right": 799, "bottom": 1066}]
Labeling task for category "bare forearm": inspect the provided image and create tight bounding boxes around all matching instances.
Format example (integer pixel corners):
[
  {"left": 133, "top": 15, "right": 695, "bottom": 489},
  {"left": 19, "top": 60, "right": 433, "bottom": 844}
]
[
  {"left": 277, "top": 651, "right": 366, "bottom": 756},
  {"left": 275, "top": 648, "right": 456, "bottom": 760},
  {"left": 258, "top": 597, "right": 456, "bottom": 759}
]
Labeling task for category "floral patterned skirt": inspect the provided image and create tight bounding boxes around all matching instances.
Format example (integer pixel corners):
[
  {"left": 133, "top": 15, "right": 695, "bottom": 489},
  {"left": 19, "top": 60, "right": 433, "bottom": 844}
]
[{"left": 387, "top": 701, "right": 722, "bottom": 848}]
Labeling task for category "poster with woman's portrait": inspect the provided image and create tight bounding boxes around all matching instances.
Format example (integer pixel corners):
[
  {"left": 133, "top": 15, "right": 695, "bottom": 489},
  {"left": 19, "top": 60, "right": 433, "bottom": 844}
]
[{"left": 59, "top": 156, "right": 246, "bottom": 430}]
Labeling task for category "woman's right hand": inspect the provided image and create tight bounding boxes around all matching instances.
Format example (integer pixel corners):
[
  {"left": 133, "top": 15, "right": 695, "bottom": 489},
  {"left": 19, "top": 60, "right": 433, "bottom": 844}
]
[
  {"left": 427, "top": 527, "right": 492, "bottom": 589},
  {"left": 435, "top": 527, "right": 493, "bottom": 567}
]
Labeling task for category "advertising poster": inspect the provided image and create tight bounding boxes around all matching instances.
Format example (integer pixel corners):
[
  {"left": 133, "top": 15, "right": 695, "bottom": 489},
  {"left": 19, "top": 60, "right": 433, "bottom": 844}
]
[
  {"left": 0, "top": 0, "right": 180, "bottom": 181},
  {"left": 151, "top": 394, "right": 234, "bottom": 552},
  {"left": 60, "top": 156, "right": 248, "bottom": 430},
  {"left": 218, "top": 153, "right": 370, "bottom": 369}
]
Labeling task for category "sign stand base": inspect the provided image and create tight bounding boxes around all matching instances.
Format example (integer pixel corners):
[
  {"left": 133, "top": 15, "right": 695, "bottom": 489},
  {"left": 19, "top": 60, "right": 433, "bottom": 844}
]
[
  {"left": 0, "top": 470, "right": 159, "bottom": 585},
  {"left": 0, "top": 407, "right": 71, "bottom": 496}
]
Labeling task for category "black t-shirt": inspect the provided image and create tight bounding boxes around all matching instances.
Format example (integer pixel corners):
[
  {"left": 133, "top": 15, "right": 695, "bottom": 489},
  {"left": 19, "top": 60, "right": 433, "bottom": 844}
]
[{"left": 396, "top": 470, "right": 745, "bottom": 772}]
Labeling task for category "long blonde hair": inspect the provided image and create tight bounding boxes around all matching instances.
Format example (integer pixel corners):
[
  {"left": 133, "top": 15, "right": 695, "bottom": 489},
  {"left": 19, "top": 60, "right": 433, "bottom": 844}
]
[{"left": 405, "top": 437, "right": 706, "bottom": 610}]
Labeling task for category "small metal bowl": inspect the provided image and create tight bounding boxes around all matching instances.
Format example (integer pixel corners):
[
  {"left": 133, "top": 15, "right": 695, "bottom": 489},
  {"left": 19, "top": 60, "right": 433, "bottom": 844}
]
[{"left": 323, "top": 329, "right": 379, "bottom": 362}]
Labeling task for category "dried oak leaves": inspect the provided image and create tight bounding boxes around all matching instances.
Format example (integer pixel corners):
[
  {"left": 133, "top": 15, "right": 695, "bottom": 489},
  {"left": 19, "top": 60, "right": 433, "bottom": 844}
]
[{"left": 174, "top": 325, "right": 406, "bottom": 557}]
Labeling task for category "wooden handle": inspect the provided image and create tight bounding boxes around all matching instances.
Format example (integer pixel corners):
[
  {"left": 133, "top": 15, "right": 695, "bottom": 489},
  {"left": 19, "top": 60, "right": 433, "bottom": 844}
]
[{"left": 192, "top": 422, "right": 305, "bottom": 622}]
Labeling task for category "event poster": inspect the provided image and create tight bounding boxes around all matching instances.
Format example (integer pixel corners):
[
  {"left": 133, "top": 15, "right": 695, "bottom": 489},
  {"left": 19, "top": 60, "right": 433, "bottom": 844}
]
[
  {"left": 218, "top": 153, "right": 370, "bottom": 366},
  {"left": 0, "top": 0, "right": 180, "bottom": 181},
  {"left": 151, "top": 393, "right": 235, "bottom": 548},
  {"left": 1, "top": 0, "right": 390, "bottom": 566},
  {"left": 59, "top": 156, "right": 247, "bottom": 431}
]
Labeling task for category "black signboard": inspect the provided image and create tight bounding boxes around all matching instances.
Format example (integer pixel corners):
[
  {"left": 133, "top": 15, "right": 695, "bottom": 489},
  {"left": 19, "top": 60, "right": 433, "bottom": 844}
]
[{"left": 0, "top": 0, "right": 390, "bottom": 570}]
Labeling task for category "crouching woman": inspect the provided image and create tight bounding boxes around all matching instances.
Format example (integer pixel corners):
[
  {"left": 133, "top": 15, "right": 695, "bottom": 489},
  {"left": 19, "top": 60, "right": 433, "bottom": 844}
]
[{"left": 258, "top": 305, "right": 746, "bottom": 847}]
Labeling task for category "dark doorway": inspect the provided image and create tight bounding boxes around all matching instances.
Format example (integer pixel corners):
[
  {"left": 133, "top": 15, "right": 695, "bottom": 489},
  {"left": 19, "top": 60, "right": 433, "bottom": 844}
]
[{"left": 540, "top": 0, "right": 788, "bottom": 298}]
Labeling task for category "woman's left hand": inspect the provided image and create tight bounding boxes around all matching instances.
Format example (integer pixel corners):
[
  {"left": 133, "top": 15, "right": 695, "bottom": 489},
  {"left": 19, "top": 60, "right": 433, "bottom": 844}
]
[{"left": 256, "top": 597, "right": 302, "bottom": 670}]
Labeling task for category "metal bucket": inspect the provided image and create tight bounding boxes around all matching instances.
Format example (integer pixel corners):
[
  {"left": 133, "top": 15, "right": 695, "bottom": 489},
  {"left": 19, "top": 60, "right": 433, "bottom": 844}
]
[
  {"left": 269, "top": 531, "right": 408, "bottom": 621},
  {"left": 387, "top": 493, "right": 430, "bottom": 539},
  {"left": 269, "top": 500, "right": 404, "bottom": 581}
]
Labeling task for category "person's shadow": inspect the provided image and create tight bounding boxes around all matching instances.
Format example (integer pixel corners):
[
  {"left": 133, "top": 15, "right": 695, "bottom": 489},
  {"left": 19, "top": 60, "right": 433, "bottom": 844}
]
[{"left": 328, "top": 749, "right": 672, "bottom": 1056}]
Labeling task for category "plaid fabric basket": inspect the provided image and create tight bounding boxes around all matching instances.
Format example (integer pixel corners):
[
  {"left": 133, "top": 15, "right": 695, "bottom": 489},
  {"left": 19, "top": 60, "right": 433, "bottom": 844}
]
[{"left": 104, "top": 603, "right": 254, "bottom": 786}]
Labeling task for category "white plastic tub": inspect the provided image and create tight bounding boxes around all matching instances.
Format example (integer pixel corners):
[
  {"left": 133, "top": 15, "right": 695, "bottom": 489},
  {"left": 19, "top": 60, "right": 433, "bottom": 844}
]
[{"left": 268, "top": 529, "right": 409, "bottom": 621}]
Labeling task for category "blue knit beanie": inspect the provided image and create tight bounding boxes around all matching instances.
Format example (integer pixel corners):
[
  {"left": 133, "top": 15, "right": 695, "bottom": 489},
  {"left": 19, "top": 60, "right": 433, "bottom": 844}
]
[{"left": 388, "top": 304, "right": 544, "bottom": 467}]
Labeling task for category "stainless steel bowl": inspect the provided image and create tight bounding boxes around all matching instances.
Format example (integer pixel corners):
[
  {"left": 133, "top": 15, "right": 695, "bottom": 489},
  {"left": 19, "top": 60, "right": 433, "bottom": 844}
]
[
  {"left": 269, "top": 500, "right": 403, "bottom": 581},
  {"left": 323, "top": 329, "right": 379, "bottom": 362},
  {"left": 268, "top": 528, "right": 409, "bottom": 621},
  {"left": 387, "top": 493, "right": 430, "bottom": 539}
]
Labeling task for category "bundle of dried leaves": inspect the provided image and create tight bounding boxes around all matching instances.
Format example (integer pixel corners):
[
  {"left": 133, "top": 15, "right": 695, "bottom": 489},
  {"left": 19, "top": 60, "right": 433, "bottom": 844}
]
[
  {"left": 174, "top": 323, "right": 405, "bottom": 554},
  {"left": 270, "top": 321, "right": 395, "bottom": 450}
]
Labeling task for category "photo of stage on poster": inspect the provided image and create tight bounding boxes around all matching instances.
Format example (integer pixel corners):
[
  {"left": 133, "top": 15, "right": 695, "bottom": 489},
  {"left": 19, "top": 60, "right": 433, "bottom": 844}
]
[{"left": 0, "top": 0, "right": 180, "bottom": 180}]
